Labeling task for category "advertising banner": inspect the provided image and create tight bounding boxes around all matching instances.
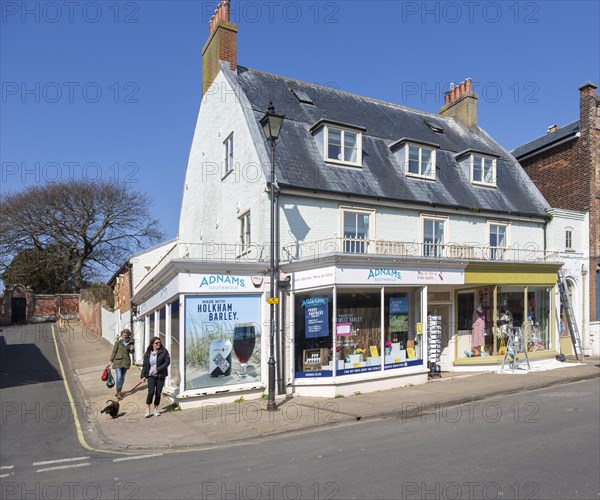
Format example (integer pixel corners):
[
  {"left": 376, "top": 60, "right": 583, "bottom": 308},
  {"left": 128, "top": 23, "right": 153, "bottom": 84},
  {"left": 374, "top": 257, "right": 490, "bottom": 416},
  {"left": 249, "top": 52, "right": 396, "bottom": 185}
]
[
  {"left": 303, "top": 297, "right": 329, "bottom": 339},
  {"left": 185, "top": 295, "right": 261, "bottom": 390}
]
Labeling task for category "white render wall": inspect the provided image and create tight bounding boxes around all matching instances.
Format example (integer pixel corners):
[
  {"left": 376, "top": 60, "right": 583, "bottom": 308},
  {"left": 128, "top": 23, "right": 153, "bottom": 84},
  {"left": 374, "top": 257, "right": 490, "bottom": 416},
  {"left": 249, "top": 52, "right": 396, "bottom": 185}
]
[
  {"left": 130, "top": 241, "right": 176, "bottom": 293},
  {"left": 547, "top": 208, "right": 591, "bottom": 354},
  {"left": 178, "top": 70, "right": 269, "bottom": 247},
  {"left": 279, "top": 193, "right": 547, "bottom": 251}
]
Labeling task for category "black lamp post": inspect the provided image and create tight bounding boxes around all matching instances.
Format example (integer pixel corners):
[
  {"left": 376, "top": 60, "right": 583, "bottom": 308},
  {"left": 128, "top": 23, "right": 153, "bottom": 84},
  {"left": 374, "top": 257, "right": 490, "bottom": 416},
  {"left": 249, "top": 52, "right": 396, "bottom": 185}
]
[{"left": 260, "top": 102, "right": 285, "bottom": 412}]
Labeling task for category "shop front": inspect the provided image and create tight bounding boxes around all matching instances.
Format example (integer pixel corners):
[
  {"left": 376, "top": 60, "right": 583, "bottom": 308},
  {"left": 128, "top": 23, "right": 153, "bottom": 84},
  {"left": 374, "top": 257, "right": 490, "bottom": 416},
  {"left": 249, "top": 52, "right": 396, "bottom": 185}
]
[
  {"left": 453, "top": 263, "right": 560, "bottom": 369},
  {"left": 289, "top": 264, "right": 466, "bottom": 397},
  {"left": 136, "top": 266, "right": 269, "bottom": 408}
]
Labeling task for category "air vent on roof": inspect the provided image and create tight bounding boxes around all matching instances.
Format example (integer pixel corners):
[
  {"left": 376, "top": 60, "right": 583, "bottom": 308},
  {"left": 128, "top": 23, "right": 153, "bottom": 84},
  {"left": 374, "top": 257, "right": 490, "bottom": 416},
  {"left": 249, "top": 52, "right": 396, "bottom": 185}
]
[
  {"left": 424, "top": 120, "right": 444, "bottom": 133},
  {"left": 290, "top": 88, "right": 314, "bottom": 105}
]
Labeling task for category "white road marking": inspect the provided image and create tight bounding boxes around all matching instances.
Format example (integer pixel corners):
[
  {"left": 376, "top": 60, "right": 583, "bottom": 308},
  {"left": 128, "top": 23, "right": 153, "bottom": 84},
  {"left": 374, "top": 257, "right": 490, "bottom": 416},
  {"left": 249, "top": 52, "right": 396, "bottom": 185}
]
[
  {"left": 33, "top": 456, "right": 90, "bottom": 466},
  {"left": 0, "top": 465, "right": 14, "bottom": 469},
  {"left": 113, "top": 453, "right": 163, "bottom": 462},
  {"left": 0, "top": 473, "right": 11, "bottom": 478},
  {"left": 36, "top": 463, "right": 90, "bottom": 473}
]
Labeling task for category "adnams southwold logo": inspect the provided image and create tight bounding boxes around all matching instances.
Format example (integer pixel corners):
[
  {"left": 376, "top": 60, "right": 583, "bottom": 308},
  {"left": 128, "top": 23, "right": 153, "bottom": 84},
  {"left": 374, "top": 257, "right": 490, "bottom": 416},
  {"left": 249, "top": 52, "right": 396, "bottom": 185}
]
[
  {"left": 367, "top": 268, "right": 402, "bottom": 281},
  {"left": 199, "top": 275, "right": 246, "bottom": 289}
]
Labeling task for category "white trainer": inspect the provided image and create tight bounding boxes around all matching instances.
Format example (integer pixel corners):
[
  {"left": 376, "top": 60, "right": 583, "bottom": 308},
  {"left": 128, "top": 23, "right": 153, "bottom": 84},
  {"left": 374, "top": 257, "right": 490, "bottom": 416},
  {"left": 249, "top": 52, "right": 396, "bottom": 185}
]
[
  {"left": 144, "top": 409, "right": 150, "bottom": 418},
  {"left": 153, "top": 409, "right": 160, "bottom": 417}
]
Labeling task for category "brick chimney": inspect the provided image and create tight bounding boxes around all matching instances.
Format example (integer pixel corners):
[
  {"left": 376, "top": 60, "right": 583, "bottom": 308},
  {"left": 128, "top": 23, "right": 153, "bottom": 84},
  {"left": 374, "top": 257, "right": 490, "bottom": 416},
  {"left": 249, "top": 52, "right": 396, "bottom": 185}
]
[
  {"left": 439, "top": 78, "right": 478, "bottom": 128},
  {"left": 202, "top": 0, "right": 237, "bottom": 96}
]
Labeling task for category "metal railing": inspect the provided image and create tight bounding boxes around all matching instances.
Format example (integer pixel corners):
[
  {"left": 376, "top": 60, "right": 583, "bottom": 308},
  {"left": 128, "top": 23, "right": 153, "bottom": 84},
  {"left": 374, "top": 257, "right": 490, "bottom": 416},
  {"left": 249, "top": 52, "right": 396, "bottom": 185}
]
[
  {"left": 137, "top": 239, "right": 560, "bottom": 289},
  {"left": 281, "top": 238, "right": 560, "bottom": 264}
]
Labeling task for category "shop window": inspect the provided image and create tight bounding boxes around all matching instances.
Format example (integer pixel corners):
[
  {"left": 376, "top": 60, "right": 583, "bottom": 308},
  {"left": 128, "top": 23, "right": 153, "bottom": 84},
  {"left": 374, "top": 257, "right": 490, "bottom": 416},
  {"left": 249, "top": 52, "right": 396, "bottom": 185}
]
[
  {"left": 159, "top": 307, "right": 166, "bottom": 349},
  {"left": 489, "top": 223, "right": 507, "bottom": 260},
  {"left": 423, "top": 217, "right": 445, "bottom": 257},
  {"left": 527, "top": 288, "right": 551, "bottom": 352},
  {"left": 342, "top": 209, "right": 371, "bottom": 253},
  {"left": 336, "top": 289, "right": 382, "bottom": 375},
  {"left": 384, "top": 289, "right": 423, "bottom": 369},
  {"left": 294, "top": 290, "right": 333, "bottom": 377},
  {"left": 170, "top": 299, "right": 180, "bottom": 389},
  {"left": 148, "top": 313, "right": 155, "bottom": 337},
  {"left": 184, "top": 295, "right": 262, "bottom": 391}
]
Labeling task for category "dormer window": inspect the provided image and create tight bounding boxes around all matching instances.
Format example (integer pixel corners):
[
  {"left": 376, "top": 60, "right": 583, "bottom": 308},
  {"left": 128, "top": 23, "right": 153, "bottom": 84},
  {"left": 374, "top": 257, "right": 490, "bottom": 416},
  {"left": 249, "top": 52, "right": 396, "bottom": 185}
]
[
  {"left": 406, "top": 144, "right": 436, "bottom": 179},
  {"left": 310, "top": 120, "right": 364, "bottom": 167},
  {"left": 471, "top": 154, "right": 496, "bottom": 186},
  {"left": 325, "top": 126, "right": 361, "bottom": 165},
  {"left": 390, "top": 138, "right": 438, "bottom": 180}
]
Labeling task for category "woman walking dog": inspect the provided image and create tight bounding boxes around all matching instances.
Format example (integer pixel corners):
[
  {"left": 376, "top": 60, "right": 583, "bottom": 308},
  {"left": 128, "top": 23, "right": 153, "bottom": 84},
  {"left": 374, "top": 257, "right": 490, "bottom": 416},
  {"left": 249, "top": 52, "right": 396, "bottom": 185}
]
[
  {"left": 110, "top": 329, "right": 134, "bottom": 399},
  {"left": 141, "top": 337, "right": 170, "bottom": 418}
]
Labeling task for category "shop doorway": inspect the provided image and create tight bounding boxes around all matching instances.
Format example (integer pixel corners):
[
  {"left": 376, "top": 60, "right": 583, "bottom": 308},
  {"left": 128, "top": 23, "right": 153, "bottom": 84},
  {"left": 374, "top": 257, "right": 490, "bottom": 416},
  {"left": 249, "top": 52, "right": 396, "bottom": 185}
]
[
  {"left": 11, "top": 297, "right": 26, "bottom": 324},
  {"left": 429, "top": 305, "right": 451, "bottom": 371}
]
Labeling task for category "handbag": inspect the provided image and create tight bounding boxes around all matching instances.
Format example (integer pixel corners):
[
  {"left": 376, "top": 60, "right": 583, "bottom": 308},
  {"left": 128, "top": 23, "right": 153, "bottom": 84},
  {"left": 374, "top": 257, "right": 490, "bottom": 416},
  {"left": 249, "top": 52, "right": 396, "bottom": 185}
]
[
  {"left": 101, "top": 363, "right": 110, "bottom": 382},
  {"left": 106, "top": 370, "right": 115, "bottom": 388}
]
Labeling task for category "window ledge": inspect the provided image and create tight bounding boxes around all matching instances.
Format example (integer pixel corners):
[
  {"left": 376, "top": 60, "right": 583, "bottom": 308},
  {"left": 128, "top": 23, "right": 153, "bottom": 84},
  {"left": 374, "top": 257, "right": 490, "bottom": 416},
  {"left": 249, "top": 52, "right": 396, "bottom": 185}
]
[
  {"left": 324, "top": 158, "right": 362, "bottom": 168},
  {"left": 454, "top": 349, "right": 557, "bottom": 365},
  {"left": 406, "top": 172, "right": 436, "bottom": 181},
  {"left": 471, "top": 181, "right": 496, "bottom": 188}
]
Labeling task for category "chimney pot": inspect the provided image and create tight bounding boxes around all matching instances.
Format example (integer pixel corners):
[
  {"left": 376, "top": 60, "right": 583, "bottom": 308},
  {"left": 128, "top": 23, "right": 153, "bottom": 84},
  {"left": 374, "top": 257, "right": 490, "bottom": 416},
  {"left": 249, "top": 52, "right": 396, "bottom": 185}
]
[{"left": 439, "top": 76, "right": 478, "bottom": 127}]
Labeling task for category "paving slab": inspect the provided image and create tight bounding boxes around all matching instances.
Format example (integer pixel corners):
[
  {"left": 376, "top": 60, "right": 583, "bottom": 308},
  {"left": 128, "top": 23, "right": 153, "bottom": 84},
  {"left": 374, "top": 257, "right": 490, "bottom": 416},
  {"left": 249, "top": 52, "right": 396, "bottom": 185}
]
[{"left": 39, "top": 321, "right": 600, "bottom": 453}]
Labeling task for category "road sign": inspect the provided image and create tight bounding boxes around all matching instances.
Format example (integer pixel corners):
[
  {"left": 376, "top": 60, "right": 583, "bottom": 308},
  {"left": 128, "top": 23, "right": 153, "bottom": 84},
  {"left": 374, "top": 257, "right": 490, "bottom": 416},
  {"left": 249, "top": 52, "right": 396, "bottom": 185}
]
[{"left": 267, "top": 297, "right": 279, "bottom": 305}]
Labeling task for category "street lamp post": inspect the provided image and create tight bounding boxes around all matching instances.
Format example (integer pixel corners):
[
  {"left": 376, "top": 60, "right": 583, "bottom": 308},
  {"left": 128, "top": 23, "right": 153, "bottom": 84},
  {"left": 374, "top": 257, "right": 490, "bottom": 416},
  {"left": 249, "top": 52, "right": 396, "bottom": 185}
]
[{"left": 260, "top": 102, "right": 285, "bottom": 412}]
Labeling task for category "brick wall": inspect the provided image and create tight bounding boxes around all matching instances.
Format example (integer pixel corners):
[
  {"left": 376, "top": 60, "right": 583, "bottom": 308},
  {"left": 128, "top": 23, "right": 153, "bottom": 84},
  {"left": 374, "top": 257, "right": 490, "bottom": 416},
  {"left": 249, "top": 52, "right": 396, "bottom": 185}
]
[
  {"left": 0, "top": 287, "right": 79, "bottom": 325},
  {"left": 113, "top": 268, "right": 131, "bottom": 313},
  {"left": 520, "top": 84, "right": 599, "bottom": 321}
]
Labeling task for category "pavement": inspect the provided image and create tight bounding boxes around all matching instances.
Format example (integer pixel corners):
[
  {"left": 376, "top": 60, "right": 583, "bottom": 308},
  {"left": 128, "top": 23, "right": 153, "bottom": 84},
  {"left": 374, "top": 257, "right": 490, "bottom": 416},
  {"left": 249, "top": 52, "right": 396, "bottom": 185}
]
[{"left": 52, "top": 321, "right": 600, "bottom": 454}]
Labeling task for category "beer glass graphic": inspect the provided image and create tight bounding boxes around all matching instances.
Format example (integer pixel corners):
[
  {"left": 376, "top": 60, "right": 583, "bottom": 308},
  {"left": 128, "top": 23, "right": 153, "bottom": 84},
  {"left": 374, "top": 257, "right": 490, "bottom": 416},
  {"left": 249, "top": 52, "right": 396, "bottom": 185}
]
[{"left": 233, "top": 324, "right": 256, "bottom": 378}]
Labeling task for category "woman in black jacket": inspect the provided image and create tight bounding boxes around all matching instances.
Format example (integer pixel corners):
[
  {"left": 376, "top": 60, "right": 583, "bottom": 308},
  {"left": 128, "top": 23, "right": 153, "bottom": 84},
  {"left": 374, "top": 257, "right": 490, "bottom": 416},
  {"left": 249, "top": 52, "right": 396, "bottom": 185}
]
[{"left": 141, "top": 336, "right": 170, "bottom": 418}]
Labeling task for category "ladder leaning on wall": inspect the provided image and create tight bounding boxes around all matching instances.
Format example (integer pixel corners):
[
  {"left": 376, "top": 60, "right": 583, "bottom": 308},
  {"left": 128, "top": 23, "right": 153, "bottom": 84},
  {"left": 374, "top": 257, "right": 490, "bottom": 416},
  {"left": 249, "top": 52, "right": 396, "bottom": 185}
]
[{"left": 557, "top": 272, "right": 584, "bottom": 360}]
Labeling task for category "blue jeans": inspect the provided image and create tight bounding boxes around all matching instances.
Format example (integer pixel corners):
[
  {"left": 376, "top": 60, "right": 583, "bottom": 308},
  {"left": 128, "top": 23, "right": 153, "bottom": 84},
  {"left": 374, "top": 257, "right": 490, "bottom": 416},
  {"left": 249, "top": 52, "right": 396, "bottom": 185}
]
[{"left": 114, "top": 367, "right": 128, "bottom": 391}]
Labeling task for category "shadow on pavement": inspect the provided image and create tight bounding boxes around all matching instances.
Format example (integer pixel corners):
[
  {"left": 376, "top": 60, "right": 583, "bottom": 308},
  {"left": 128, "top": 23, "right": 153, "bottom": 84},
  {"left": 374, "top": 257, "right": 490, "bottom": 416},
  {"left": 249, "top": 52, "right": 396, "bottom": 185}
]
[{"left": 0, "top": 334, "right": 62, "bottom": 389}]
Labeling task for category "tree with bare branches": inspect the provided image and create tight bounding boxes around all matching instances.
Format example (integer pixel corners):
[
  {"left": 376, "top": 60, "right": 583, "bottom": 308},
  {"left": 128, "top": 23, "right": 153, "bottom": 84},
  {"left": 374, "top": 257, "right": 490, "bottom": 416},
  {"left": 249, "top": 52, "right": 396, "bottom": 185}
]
[{"left": 0, "top": 180, "right": 164, "bottom": 292}]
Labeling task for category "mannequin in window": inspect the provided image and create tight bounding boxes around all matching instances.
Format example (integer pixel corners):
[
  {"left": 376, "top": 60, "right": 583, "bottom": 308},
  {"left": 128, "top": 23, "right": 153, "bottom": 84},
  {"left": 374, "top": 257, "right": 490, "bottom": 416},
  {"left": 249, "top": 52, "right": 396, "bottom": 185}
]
[{"left": 472, "top": 304, "right": 486, "bottom": 355}]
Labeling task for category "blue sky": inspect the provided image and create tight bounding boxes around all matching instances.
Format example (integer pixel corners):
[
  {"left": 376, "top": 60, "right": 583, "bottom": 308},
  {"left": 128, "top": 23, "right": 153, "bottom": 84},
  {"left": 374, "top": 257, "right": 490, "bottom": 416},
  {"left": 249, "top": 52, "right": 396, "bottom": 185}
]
[{"left": 2, "top": 0, "right": 599, "bottom": 249}]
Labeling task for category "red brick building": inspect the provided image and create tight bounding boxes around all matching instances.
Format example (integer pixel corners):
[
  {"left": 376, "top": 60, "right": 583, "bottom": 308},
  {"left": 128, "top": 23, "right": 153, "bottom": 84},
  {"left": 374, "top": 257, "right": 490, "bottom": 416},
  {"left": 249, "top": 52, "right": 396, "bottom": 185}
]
[{"left": 513, "top": 83, "right": 600, "bottom": 327}]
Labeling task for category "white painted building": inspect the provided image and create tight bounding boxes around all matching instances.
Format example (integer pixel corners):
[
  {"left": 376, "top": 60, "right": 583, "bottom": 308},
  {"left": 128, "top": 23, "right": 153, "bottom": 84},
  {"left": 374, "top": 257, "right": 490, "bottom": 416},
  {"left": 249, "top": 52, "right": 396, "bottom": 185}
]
[{"left": 128, "top": 1, "right": 579, "bottom": 407}]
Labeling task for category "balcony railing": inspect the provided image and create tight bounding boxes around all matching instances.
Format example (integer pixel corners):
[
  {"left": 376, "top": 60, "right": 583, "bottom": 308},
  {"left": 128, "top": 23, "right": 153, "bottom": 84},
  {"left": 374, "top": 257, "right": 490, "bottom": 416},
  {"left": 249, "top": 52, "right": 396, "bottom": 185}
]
[
  {"left": 281, "top": 238, "right": 560, "bottom": 264},
  {"left": 135, "top": 238, "right": 561, "bottom": 294},
  {"left": 140, "top": 240, "right": 560, "bottom": 284}
]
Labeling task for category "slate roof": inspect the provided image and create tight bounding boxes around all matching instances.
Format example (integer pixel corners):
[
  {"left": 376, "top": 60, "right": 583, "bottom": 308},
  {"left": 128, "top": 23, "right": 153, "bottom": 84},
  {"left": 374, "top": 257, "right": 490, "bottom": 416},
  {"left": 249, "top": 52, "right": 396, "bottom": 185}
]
[
  {"left": 232, "top": 66, "right": 550, "bottom": 218},
  {"left": 511, "top": 121, "right": 580, "bottom": 160}
]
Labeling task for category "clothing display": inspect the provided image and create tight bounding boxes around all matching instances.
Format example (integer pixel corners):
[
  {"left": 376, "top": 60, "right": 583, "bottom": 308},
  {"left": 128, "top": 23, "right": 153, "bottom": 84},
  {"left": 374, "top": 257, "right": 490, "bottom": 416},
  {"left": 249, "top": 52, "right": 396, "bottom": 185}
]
[{"left": 472, "top": 307, "right": 486, "bottom": 347}]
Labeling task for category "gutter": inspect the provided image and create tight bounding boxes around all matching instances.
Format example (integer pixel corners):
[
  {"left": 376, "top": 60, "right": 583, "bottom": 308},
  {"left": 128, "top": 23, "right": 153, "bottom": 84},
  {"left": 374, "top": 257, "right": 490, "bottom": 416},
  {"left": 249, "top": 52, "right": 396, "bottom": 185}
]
[{"left": 515, "top": 132, "right": 580, "bottom": 162}]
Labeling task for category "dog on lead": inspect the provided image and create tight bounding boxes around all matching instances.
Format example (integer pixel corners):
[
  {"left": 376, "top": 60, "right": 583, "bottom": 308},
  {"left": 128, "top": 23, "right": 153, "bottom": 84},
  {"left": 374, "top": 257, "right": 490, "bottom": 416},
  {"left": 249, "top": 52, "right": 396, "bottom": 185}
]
[{"left": 101, "top": 399, "right": 120, "bottom": 419}]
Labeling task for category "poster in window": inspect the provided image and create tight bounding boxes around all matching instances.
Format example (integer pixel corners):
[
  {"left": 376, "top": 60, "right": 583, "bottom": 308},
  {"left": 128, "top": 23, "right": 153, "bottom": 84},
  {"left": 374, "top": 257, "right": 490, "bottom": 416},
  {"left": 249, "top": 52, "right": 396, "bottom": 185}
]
[
  {"left": 303, "top": 297, "right": 329, "bottom": 339},
  {"left": 390, "top": 295, "right": 408, "bottom": 332},
  {"left": 184, "top": 295, "right": 261, "bottom": 390}
]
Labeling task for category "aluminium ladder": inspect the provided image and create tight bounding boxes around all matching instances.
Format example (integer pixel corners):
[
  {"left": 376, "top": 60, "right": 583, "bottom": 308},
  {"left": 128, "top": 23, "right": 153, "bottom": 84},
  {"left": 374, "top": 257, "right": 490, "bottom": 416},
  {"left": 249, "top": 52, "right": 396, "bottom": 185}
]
[
  {"left": 501, "top": 326, "right": 530, "bottom": 372},
  {"left": 557, "top": 272, "right": 584, "bottom": 360}
]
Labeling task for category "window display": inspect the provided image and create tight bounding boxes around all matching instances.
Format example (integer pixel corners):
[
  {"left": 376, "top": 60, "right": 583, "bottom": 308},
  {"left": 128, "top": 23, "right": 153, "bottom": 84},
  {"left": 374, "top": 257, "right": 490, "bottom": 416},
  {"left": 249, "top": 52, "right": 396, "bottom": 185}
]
[
  {"left": 336, "top": 289, "right": 382, "bottom": 374},
  {"left": 294, "top": 290, "right": 333, "bottom": 377},
  {"left": 184, "top": 295, "right": 262, "bottom": 390},
  {"left": 457, "top": 286, "right": 551, "bottom": 360},
  {"left": 384, "top": 289, "right": 423, "bottom": 369},
  {"left": 294, "top": 286, "right": 425, "bottom": 377}
]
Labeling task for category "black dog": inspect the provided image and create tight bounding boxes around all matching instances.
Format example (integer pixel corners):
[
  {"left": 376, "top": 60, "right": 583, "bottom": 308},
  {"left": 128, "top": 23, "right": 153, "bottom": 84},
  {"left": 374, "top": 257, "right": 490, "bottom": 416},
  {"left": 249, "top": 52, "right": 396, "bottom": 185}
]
[{"left": 101, "top": 399, "right": 120, "bottom": 419}]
